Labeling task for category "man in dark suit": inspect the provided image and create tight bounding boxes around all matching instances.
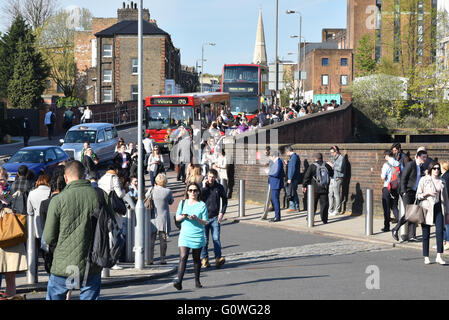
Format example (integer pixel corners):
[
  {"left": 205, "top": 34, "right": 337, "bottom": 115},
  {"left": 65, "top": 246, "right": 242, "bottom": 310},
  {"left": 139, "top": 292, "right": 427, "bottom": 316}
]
[
  {"left": 268, "top": 151, "right": 285, "bottom": 222},
  {"left": 22, "top": 117, "right": 32, "bottom": 147},
  {"left": 392, "top": 149, "right": 428, "bottom": 241},
  {"left": 285, "top": 146, "right": 301, "bottom": 212}
]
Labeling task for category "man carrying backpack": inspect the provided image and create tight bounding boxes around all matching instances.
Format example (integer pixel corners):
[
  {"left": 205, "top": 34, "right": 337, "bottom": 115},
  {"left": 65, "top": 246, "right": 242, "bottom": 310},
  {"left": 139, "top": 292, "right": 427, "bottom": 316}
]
[
  {"left": 302, "top": 153, "right": 333, "bottom": 224},
  {"left": 43, "top": 160, "right": 113, "bottom": 300},
  {"left": 380, "top": 150, "right": 400, "bottom": 232}
]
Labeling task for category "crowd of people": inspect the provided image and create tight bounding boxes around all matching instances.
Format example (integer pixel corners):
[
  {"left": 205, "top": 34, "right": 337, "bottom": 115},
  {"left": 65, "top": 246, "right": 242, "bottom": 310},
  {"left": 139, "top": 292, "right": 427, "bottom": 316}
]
[
  {"left": 381, "top": 143, "right": 449, "bottom": 265},
  {"left": 0, "top": 124, "right": 231, "bottom": 299}
]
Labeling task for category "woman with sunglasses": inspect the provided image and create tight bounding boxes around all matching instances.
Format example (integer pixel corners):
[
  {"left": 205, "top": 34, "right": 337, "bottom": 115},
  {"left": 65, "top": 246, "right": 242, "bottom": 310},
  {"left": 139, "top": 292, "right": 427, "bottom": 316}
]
[
  {"left": 416, "top": 161, "right": 449, "bottom": 265},
  {"left": 173, "top": 182, "right": 208, "bottom": 290},
  {"left": 147, "top": 145, "right": 163, "bottom": 187}
]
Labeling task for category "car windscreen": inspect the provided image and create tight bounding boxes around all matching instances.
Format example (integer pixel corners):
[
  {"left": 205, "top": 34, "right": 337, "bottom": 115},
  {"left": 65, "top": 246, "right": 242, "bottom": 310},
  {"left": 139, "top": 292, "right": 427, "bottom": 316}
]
[
  {"left": 64, "top": 130, "right": 97, "bottom": 144},
  {"left": 9, "top": 150, "right": 45, "bottom": 164}
]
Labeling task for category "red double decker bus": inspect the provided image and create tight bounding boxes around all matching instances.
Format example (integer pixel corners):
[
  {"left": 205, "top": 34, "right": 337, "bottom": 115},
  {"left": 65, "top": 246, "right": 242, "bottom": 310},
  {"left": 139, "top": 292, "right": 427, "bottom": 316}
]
[
  {"left": 221, "top": 64, "right": 268, "bottom": 119},
  {"left": 145, "top": 92, "right": 230, "bottom": 151}
]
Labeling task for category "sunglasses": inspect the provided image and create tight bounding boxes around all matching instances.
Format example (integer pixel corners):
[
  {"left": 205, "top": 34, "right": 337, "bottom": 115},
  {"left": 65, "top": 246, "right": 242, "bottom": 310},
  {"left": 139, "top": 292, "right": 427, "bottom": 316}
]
[
  {"left": 432, "top": 167, "right": 441, "bottom": 171},
  {"left": 188, "top": 189, "right": 199, "bottom": 193}
]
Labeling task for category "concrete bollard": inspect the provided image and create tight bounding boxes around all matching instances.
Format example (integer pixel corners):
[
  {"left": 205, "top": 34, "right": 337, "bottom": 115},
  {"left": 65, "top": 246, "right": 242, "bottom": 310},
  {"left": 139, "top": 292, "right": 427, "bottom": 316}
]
[
  {"left": 307, "top": 184, "right": 314, "bottom": 228},
  {"left": 26, "top": 214, "right": 37, "bottom": 284},
  {"left": 239, "top": 180, "right": 245, "bottom": 218},
  {"left": 365, "top": 189, "right": 373, "bottom": 236},
  {"left": 126, "top": 207, "right": 135, "bottom": 263}
]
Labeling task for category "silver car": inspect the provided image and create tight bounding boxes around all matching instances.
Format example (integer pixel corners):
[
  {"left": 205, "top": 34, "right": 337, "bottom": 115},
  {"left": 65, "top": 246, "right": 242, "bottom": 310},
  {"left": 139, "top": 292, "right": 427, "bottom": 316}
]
[{"left": 60, "top": 123, "right": 119, "bottom": 162}]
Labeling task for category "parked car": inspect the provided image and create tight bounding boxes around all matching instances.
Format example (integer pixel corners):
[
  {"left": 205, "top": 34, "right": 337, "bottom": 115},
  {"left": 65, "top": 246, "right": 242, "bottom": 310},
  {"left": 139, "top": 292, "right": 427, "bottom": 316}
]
[
  {"left": 60, "top": 123, "right": 119, "bottom": 162},
  {"left": 2, "top": 146, "right": 70, "bottom": 182}
]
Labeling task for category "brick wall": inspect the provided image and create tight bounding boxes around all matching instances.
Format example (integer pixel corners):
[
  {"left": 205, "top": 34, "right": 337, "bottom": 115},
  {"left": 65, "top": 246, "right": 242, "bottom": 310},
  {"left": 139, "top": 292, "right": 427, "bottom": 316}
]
[
  {"left": 235, "top": 102, "right": 355, "bottom": 144},
  {"left": 229, "top": 142, "right": 449, "bottom": 217}
]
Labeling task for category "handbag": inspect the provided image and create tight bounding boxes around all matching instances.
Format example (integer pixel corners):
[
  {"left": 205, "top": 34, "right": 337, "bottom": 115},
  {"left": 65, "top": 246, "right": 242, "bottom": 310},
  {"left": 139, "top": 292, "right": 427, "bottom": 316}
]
[
  {"left": 405, "top": 198, "right": 427, "bottom": 224},
  {"left": 174, "top": 200, "right": 185, "bottom": 230},
  {"left": 0, "top": 208, "right": 27, "bottom": 248},
  {"left": 144, "top": 187, "right": 156, "bottom": 219},
  {"left": 109, "top": 176, "right": 127, "bottom": 216}
]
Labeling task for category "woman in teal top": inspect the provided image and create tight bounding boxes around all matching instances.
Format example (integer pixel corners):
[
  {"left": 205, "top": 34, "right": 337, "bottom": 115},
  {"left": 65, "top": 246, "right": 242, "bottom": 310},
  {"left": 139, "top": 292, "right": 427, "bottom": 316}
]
[{"left": 173, "top": 182, "right": 208, "bottom": 290}]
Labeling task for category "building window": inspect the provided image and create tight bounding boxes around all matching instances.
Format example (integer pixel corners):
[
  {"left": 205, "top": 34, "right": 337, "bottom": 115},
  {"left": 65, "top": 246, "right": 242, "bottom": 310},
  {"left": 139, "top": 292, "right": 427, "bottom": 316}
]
[
  {"left": 46, "top": 80, "right": 51, "bottom": 89},
  {"left": 131, "top": 85, "right": 138, "bottom": 100},
  {"left": 321, "top": 74, "right": 329, "bottom": 86},
  {"left": 103, "top": 44, "right": 112, "bottom": 58},
  {"left": 321, "top": 58, "right": 329, "bottom": 66},
  {"left": 340, "top": 75, "right": 349, "bottom": 86},
  {"left": 103, "top": 89, "right": 112, "bottom": 102},
  {"left": 57, "top": 83, "right": 64, "bottom": 93},
  {"left": 340, "top": 58, "right": 348, "bottom": 66},
  {"left": 131, "top": 58, "right": 138, "bottom": 74},
  {"left": 103, "top": 69, "right": 112, "bottom": 83}
]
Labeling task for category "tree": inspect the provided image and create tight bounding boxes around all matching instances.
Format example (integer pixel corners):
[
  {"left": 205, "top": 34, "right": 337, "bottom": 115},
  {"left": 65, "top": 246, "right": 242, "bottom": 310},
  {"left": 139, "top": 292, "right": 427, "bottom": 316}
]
[
  {"left": 354, "top": 34, "right": 377, "bottom": 77},
  {"left": 0, "top": 15, "right": 30, "bottom": 99},
  {"left": 37, "top": 8, "right": 92, "bottom": 98},
  {"left": 1, "top": 0, "right": 58, "bottom": 30},
  {"left": 7, "top": 31, "right": 49, "bottom": 108},
  {"left": 351, "top": 74, "right": 407, "bottom": 128}
]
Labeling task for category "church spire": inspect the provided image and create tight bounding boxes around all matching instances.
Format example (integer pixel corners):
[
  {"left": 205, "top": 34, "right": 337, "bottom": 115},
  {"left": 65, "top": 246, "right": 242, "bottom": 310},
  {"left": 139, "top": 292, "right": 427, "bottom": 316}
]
[{"left": 253, "top": 8, "right": 267, "bottom": 66}]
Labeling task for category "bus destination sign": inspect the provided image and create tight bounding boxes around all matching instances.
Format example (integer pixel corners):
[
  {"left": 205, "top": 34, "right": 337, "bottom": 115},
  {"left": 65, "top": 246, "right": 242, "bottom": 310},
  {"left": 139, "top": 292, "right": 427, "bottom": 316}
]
[{"left": 150, "top": 97, "right": 189, "bottom": 105}]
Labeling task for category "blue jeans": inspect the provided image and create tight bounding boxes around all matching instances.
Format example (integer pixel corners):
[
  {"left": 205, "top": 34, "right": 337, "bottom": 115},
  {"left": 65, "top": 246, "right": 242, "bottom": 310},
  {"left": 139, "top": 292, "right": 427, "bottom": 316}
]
[
  {"left": 444, "top": 224, "right": 449, "bottom": 242},
  {"left": 289, "top": 179, "right": 299, "bottom": 210},
  {"left": 46, "top": 273, "right": 101, "bottom": 300},
  {"left": 201, "top": 216, "right": 222, "bottom": 259}
]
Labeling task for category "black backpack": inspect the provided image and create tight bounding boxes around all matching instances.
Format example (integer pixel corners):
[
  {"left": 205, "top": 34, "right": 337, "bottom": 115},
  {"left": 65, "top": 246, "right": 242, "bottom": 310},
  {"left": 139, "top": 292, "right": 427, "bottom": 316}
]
[
  {"left": 313, "top": 162, "right": 330, "bottom": 188},
  {"left": 84, "top": 188, "right": 125, "bottom": 283}
]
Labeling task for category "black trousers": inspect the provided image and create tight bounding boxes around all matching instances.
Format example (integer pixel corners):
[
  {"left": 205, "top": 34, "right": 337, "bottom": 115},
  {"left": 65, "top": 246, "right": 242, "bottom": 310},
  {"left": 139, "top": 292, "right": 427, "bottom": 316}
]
[
  {"left": 392, "top": 190, "right": 417, "bottom": 238},
  {"left": 314, "top": 192, "right": 329, "bottom": 224},
  {"left": 177, "top": 162, "right": 187, "bottom": 182},
  {"left": 46, "top": 124, "right": 54, "bottom": 140},
  {"left": 422, "top": 203, "right": 444, "bottom": 257},
  {"left": 382, "top": 187, "right": 399, "bottom": 229}
]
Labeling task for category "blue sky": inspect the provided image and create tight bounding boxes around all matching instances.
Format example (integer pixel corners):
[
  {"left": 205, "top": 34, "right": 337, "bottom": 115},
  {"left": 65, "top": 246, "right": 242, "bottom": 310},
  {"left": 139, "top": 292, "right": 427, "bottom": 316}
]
[{"left": 0, "top": 0, "right": 347, "bottom": 75}]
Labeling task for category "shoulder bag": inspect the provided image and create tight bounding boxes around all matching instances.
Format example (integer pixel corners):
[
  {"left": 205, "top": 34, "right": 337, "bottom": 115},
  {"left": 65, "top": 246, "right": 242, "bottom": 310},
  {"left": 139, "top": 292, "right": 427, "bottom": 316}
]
[
  {"left": 109, "top": 176, "right": 127, "bottom": 216},
  {"left": 144, "top": 187, "right": 156, "bottom": 219},
  {"left": 174, "top": 200, "right": 185, "bottom": 230},
  {"left": 405, "top": 198, "right": 426, "bottom": 225},
  {"left": 0, "top": 208, "right": 27, "bottom": 248}
]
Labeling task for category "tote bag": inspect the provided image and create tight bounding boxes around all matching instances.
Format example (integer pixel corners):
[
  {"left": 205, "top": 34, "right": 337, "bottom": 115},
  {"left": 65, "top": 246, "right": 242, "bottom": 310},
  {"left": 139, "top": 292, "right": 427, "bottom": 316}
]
[
  {"left": 0, "top": 208, "right": 27, "bottom": 248},
  {"left": 405, "top": 199, "right": 426, "bottom": 225}
]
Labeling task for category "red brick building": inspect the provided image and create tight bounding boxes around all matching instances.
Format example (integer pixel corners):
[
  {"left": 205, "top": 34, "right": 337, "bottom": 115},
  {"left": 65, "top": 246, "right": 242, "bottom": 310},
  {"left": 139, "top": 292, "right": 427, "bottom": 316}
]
[{"left": 74, "top": 2, "right": 181, "bottom": 104}]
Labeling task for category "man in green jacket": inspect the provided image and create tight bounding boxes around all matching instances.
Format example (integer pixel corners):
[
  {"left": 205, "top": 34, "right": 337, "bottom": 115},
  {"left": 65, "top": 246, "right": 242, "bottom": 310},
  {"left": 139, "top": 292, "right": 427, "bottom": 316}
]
[{"left": 43, "top": 160, "right": 109, "bottom": 300}]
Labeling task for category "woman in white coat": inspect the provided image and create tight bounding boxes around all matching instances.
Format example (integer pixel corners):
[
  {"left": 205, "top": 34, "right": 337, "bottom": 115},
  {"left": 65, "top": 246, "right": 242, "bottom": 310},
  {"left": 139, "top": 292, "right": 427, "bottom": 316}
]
[{"left": 416, "top": 160, "right": 449, "bottom": 265}]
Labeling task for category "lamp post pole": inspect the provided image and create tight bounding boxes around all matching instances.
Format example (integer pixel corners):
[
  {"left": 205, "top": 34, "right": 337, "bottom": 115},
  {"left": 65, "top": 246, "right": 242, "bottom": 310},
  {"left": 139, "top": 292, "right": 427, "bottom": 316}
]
[
  {"left": 287, "top": 9, "right": 302, "bottom": 103},
  {"left": 201, "top": 43, "right": 215, "bottom": 93},
  {"left": 135, "top": 0, "right": 145, "bottom": 270}
]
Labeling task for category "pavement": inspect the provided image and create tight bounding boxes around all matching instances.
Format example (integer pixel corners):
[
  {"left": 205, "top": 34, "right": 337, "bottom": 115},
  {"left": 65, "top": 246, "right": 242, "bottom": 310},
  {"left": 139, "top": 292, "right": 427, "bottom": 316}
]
[{"left": 11, "top": 169, "right": 440, "bottom": 296}]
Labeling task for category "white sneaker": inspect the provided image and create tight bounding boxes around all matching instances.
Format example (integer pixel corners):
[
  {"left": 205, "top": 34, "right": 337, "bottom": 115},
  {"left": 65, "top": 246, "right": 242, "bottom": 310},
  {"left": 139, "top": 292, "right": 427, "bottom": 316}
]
[
  {"left": 111, "top": 264, "right": 123, "bottom": 270},
  {"left": 328, "top": 211, "right": 337, "bottom": 216},
  {"left": 424, "top": 257, "right": 431, "bottom": 265},
  {"left": 436, "top": 255, "right": 447, "bottom": 265}
]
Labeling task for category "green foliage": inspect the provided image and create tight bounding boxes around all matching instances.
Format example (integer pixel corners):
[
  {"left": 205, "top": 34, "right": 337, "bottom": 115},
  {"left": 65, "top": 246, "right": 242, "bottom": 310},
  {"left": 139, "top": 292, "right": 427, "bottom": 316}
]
[
  {"left": 7, "top": 32, "right": 49, "bottom": 109},
  {"left": 0, "top": 15, "right": 31, "bottom": 99},
  {"left": 354, "top": 34, "right": 377, "bottom": 77},
  {"left": 56, "top": 96, "right": 84, "bottom": 108},
  {"left": 351, "top": 74, "right": 407, "bottom": 128}
]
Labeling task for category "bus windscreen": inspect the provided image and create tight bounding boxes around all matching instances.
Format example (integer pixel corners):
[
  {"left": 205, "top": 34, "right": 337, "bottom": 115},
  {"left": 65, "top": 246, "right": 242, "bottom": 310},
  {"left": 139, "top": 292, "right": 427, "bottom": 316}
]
[
  {"left": 223, "top": 66, "right": 259, "bottom": 82},
  {"left": 147, "top": 106, "right": 193, "bottom": 129},
  {"left": 230, "top": 96, "right": 259, "bottom": 115}
]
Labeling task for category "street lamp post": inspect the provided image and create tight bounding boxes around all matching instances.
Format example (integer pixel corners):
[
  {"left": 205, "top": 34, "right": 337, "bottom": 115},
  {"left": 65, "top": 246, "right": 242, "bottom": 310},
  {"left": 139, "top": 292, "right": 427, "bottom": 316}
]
[
  {"left": 201, "top": 42, "right": 215, "bottom": 93},
  {"left": 135, "top": 0, "right": 145, "bottom": 270},
  {"left": 286, "top": 9, "right": 302, "bottom": 103}
]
